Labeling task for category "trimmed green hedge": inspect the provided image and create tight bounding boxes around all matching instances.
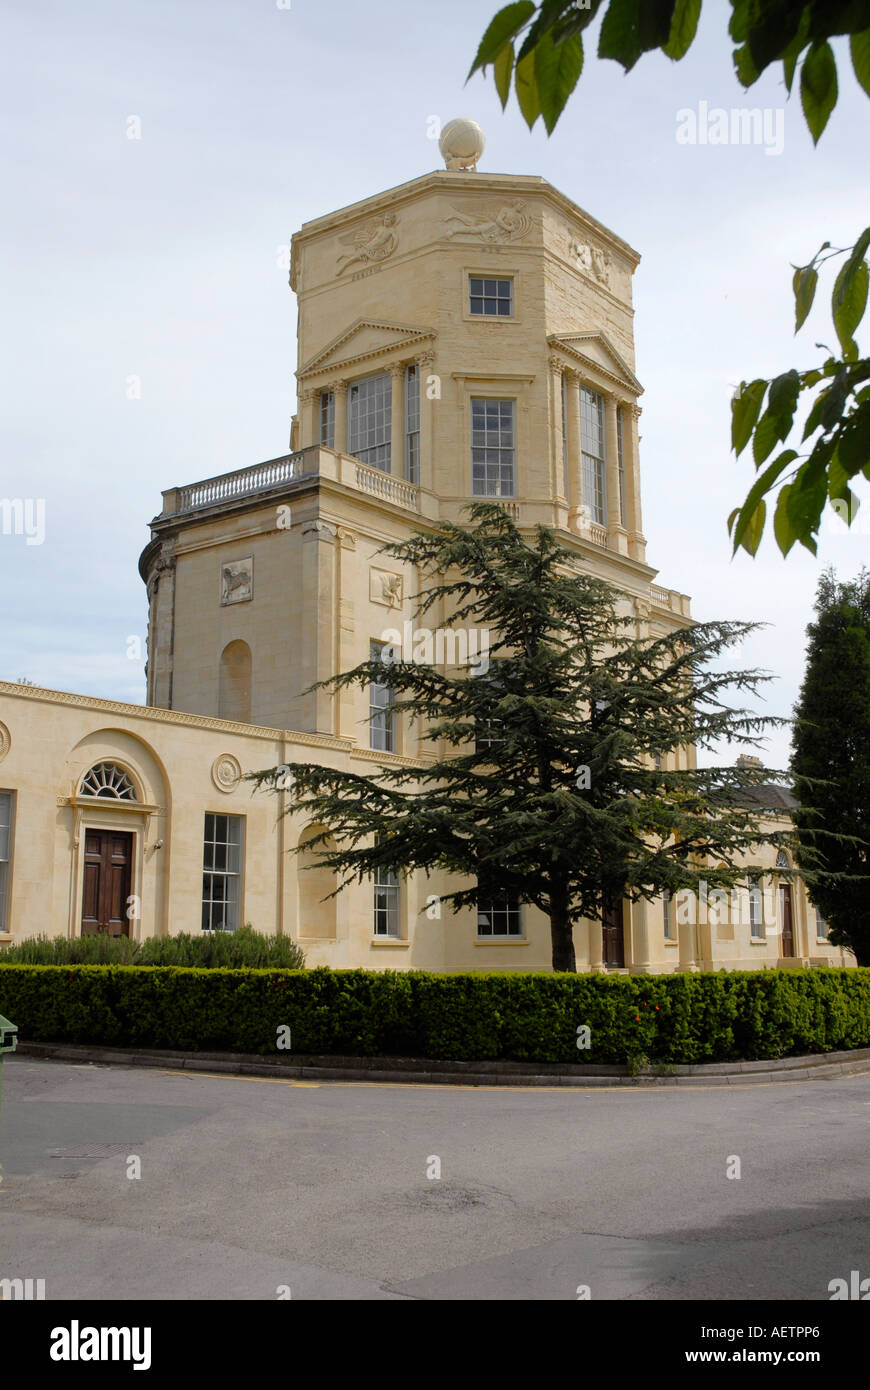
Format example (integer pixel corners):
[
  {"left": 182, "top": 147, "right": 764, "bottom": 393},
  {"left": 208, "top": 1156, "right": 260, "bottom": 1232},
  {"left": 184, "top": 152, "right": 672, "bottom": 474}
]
[
  {"left": 2, "top": 965, "right": 870, "bottom": 1065},
  {"left": 0, "top": 927, "right": 305, "bottom": 970}
]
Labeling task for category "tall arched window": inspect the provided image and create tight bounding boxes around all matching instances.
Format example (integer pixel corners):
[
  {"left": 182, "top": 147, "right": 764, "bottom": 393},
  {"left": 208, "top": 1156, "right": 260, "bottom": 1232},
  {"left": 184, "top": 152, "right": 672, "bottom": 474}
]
[{"left": 219, "top": 640, "right": 252, "bottom": 723}]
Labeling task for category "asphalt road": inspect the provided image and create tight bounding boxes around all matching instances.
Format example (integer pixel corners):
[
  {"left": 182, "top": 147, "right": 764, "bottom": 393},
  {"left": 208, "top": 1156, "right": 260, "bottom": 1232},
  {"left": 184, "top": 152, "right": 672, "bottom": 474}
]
[{"left": 1, "top": 1056, "right": 868, "bottom": 1300}]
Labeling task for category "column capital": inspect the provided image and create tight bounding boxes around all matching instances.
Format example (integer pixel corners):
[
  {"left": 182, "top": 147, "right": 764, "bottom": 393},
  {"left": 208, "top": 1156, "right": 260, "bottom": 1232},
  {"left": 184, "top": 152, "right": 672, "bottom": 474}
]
[
  {"left": 389, "top": 361, "right": 406, "bottom": 379},
  {"left": 301, "top": 519, "right": 337, "bottom": 541},
  {"left": 419, "top": 349, "right": 436, "bottom": 368},
  {"left": 548, "top": 353, "right": 564, "bottom": 374},
  {"left": 329, "top": 379, "right": 348, "bottom": 398}
]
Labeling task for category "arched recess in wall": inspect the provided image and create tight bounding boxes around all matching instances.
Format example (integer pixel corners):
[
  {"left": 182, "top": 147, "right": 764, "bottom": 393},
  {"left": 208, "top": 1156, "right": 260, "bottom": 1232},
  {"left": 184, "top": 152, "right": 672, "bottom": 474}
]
[
  {"left": 297, "top": 824, "right": 337, "bottom": 940},
  {"left": 219, "top": 640, "right": 252, "bottom": 723}
]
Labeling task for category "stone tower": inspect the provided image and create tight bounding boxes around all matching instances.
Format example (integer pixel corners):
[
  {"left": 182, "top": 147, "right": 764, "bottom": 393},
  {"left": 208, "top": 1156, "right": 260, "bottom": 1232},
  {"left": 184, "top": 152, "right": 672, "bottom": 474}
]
[{"left": 140, "top": 134, "right": 690, "bottom": 740}]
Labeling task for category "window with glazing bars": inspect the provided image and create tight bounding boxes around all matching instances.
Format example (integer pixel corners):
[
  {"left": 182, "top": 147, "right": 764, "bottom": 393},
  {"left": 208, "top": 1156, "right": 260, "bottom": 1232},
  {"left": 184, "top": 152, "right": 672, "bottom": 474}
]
[
  {"left": 663, "top": 889, "right": 675, "bottom": 940},
  {"left": 0, "top": 791, "right": 13, "bottom": 933},
  {"left": 202, "top": 813, "right": 243, "bottom": 932},
  {"left": 616, "top": 405, "right": 627, "bottom": 527},
  {"left": 469, "top": 277, "right": 513, "bottom": 316},
  {"left": 748, "top": 877, "right": 764, "bottom": 938},
  {"left": 348, "top": 374, "right": 391, "bottom": 470},
  {"left": 369, "top": 640, "right": 395, "bottom": 752},
  {"left": 320, "top": 391, "right": 335, "bottom": 447},
  {"left": 471, "top": 398, "right": 515, "bottom": 497},
  {"left": 580, "top": 387, "right": 607, "bottom": 525},
  {"left": 405, "top": 364, "right": 420, "bottom": 484},
  {"left": 374, "top": 840, "right": 400, "bottom": 936},
  {"left": 477, "top": 890, "right": 522, "bottom": 937}
]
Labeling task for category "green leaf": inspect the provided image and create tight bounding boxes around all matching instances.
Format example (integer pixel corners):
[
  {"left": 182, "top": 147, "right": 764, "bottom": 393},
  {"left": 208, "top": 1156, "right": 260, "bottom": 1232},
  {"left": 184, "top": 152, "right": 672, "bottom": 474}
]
[
  {"left": 515, "top": 47, "right": 542, "bottom": 127},
  {"left": 494, "top": 40, "right": 515, "bottom": 107},
  {"left": 836, "top": 400, "right": 870, "bottom": 475},
  {"left": 783, "top": 449, "right": 830, "bottom": 553},
  {"left": 782, "top": 10, "right": 811, "bottom": 94},
  {"left": 752, "top": 410, "right": 783, "bottom": 465},
  {"left": 731, "top": 450, "right": 798, "bottom": 554},
  {"left": 732, "top": 379, "right": 768, "bottom": 455},
  {"left": 851, "top": 28, "right": 870, "bottom": 96},
  {"left": 800, "top": 41, "right": 838, "bottom": 144},
  {"left": 832, "top": 256, "right": 868, "bottom": 358},
  {"left": 793, "top": 265, "right": 818, "bottom": 332},
  {"left": 552, "top": 0, "right": 602, "bottom": 44},
  {"left": 517, "top": 0, "right": 587, "bottom": 62},
  {"left": 468, "top": 1, "right": 536, "bottom": 76},
  {"left": 535, "top": 30, "right": 584, "bottom": 133},
  {"left": 818, "top": 370, "right": 851, "bottom": 434},
  {"left": 663, "top": 0, "right": 700, "bottom": 60},
  {"left": 774, "top": 484, "right": 796, "bottom": 555},
  {"left": 733, "top": 40, "right": 760, "bottom": 87},
  {"left": 748, "top": 0, "right": 805, "bottom": 78},
  {"left": 768, "top": 367, "right": 802, "bottom": 421},
  {"left": 599, "top": 0, "right": 676, "bottom": 72},
  {"left": 802, "top": 390, "right": 827, "bottom": 441},
  {"left": 728, "top": 0, "right": 750, "bottom": 44},
  {"left": 737, "top": 499, "right": 766, "bottom": 557},
  {"left": 752, "top": 370, "right": 801, "bottom": 464},
  {"left": 827, "top": 444, "right": 850, "bottom": 500}
]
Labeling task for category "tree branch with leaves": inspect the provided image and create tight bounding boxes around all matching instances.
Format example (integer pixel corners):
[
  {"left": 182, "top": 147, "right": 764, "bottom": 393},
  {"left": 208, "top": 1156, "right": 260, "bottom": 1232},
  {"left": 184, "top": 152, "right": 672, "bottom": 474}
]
[{"left": 468, "top": 0, "right": 870, "bottom": 555}]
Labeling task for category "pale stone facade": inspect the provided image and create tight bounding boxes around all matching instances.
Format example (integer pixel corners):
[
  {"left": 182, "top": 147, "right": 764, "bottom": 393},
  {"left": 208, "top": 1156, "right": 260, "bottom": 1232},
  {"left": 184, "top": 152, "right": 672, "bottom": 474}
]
[{"left": 0, "top": 149, "right": 855, "bottom": 972}]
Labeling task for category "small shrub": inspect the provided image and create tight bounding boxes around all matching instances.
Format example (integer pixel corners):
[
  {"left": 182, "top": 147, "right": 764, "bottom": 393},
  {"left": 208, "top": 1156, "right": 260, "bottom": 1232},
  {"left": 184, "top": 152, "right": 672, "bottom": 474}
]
[{"left": 0, "top": 926, "right": 305, "bottom": 971}]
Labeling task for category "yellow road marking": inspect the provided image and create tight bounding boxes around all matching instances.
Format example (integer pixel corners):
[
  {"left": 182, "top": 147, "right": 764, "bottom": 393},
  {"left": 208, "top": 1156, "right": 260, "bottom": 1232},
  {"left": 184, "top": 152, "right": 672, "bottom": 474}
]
[
  {"left": 150, "top": 1068, "right": 863, "bottom": 1095},
  {"left": 159, "top": 1070, "right": 320, "bottom": 1088}
]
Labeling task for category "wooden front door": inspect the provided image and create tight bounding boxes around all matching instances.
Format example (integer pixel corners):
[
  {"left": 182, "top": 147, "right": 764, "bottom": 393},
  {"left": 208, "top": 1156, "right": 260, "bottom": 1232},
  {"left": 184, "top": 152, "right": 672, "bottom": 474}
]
[
  {"left": 602, "top": 900, "right": 625, "bottom": 968},
  {"left": 779, "top": 883, "right": 794, "bottom": 957},
  {"left": 82, "top": 830, "right": 133, "bottom": 936}
]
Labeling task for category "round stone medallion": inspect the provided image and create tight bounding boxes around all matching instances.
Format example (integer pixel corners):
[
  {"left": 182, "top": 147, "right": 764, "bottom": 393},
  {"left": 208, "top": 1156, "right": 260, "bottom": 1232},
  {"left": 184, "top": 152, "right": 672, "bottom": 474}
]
[
  {"left": 0, "top": 721, "right": 10, "bottom": 763},
  {"left": 211, "top": 753, "right": 242, "bottom": 793}
]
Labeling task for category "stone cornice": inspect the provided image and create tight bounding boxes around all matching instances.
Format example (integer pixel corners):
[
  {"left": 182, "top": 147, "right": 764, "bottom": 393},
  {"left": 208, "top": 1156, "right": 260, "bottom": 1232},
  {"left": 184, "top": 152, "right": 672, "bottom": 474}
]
[
  {"left": 291, "top": 171, "right": 640, "bottom": 269},
  {"left": 0, "top": 681, "right": 353, "bottom": 751},
  {"left": 351, "top": 747, "right": 430, "bottom": 771}
]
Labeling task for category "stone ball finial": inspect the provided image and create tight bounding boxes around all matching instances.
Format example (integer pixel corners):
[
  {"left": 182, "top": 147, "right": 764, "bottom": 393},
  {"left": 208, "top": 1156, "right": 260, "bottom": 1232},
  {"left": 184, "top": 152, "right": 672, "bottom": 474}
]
[{"left": 439, "top": 118, "right": 485, "bottom": 172}]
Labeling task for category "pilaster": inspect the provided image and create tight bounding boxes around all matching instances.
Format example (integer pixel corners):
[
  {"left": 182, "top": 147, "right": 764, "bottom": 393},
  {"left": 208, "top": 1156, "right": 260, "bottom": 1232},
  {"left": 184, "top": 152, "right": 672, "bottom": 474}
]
[
  {"left": 390, "top": 362, "right": 405, "bottom": 476},
  {"left": 332, "top": 380, "right": 348, "bottom": 455}
]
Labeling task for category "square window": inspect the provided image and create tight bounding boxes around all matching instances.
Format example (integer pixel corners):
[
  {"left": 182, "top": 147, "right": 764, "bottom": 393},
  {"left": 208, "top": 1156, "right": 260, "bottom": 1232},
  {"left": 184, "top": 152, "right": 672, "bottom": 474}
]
[
  {"left": 469, "top": 277, "right": 513, "bottom": 317},
  {"left": 477, "top": 890, "right": 522, "bottom": 937}
]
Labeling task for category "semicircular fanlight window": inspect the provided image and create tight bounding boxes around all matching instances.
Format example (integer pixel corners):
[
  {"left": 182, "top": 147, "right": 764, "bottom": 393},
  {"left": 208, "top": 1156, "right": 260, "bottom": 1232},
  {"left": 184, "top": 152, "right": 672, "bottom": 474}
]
[{"left": 80, "top": 762, "right": 138, "bottom": 801}]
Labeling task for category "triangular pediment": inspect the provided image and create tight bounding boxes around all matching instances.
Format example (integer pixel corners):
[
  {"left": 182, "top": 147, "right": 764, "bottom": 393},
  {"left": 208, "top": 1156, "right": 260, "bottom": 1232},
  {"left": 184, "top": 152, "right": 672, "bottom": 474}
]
[
  {"left": 548, "top": 331, "right": 642, "bottom": 396},
  {"left": 299, "top": 319, "right": 435, "bottom": 379}
]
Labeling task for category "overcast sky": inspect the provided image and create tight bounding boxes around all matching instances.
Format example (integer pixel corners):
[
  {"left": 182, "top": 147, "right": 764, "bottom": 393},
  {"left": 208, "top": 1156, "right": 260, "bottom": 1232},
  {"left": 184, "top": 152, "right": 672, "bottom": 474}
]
[{"left": 1, "top": 0, "right": 867, "bottom": 771}]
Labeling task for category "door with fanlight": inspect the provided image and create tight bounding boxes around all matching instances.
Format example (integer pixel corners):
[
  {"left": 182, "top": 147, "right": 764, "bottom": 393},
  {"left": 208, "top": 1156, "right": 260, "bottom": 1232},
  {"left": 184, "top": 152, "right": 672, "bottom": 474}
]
[
  {"left": 81, "top": 830, "right": 133, "bottom": 936},
  {"left": 779, "top": 883, "right": 795, "bottom": 957}
]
